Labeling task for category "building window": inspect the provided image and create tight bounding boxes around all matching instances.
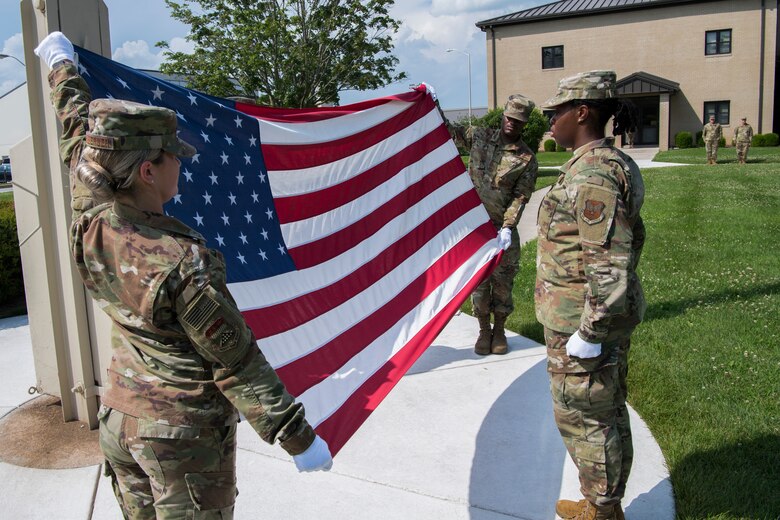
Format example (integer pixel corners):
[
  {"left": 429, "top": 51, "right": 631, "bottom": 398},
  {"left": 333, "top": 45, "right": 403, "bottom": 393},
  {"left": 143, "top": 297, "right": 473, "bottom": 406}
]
[
  {"left": 542, "top": 45, "right": 564, "bottom": 69},
  {"left": 705, "top": 29, "right": 731, "bottom": 55},
  {"left": 704, "top": 101, "right": 730, "bottom": 125}
]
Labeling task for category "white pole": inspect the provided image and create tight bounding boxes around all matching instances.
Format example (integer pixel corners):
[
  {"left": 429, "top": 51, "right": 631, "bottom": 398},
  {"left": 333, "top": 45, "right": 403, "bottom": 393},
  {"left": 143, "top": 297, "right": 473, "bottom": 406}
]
[{"left": 446, "top": 48, "right": 472, "bottom": 125}]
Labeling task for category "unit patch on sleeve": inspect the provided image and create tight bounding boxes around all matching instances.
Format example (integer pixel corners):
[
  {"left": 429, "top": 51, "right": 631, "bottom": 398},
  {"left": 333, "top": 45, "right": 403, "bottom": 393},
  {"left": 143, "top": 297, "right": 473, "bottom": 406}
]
[
  {"left": 582, "top": 199, "right": 606, "bottom": 224},
  {"left": 576, "top": 184, "right": 617, "bottom": 245}
]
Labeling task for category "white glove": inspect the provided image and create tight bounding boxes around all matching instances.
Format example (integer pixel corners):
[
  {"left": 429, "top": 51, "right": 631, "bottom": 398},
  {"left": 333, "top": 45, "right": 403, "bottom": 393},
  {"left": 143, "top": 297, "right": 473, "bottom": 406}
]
[
  {"left": 34, "top": 31, "right": 74, "bottom": 69},
  {"left": 292, "top": 435, "right": 333, "bottom": 472},
  {"left": 414, "top": 82, "right": 437, "bottom": 101},
  {"left": 497, "top": 227, "right": 512, "bottom": 250},
  {"left": 565, "top": 331, "right": 602, "bottom": 359}
]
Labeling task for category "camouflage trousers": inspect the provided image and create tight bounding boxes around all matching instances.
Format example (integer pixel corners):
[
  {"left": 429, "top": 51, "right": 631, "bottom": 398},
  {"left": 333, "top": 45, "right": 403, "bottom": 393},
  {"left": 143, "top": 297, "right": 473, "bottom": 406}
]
[
  {"left": 736, "top": 142, "right": 750, "bottom": 163},
  {"left": 471, "top": 227, "right": 520, "bottom": 318},
  {"left": 544, "top": 328, "right": 633, "bottom": 508},
  {"left": 98, "top": 406, "right": 238, "bottom": 519},
  {"left": 705, "top": 140, "right": 719, "bottom": 162}
]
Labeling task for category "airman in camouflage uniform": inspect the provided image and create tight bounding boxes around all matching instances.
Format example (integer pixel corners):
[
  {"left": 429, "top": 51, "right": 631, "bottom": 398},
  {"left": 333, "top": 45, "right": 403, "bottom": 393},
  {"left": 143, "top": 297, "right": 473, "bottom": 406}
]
[
  {"left": 37, "top": 31, "right": 330, "bottom": 520},
  {"left": 450, "top": 95, "right": 538, "bottom": 355},
  {"left": 537, "top": 71, "right": 646, "bottom": 520},
  {"left": 703, "top": 115, "right": 723, "bottom": 165},
  {"left": 733, "top": 117, "right": 754, "bottom": 165}
]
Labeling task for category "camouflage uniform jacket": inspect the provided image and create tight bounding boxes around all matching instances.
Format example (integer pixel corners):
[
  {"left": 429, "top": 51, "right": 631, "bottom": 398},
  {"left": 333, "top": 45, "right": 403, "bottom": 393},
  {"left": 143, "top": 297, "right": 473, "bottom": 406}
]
[
  {"left": 49, "top": 62, "right": 314, "bottom": 455},
  {"left": 734, "top": 124, "right": 754, "bottom": 144},
  {"left": 535, "top": 137, "right": 646, "bottom": 343},
  {"left": 702, "top": 122, "right": 722, "bottom": 143},
  {"left": 451, "top": 124, "right": 538, "bottom": 229}
]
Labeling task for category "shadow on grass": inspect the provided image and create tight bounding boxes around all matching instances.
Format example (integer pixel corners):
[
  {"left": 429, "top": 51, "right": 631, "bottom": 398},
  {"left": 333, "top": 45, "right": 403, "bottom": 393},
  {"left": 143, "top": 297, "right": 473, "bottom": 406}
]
[
  {"left": 644, "top": 281, "right": 780, "bottom": 322},
  {"left": 671, "top": 434, "right": 780, "bottom": 519}
]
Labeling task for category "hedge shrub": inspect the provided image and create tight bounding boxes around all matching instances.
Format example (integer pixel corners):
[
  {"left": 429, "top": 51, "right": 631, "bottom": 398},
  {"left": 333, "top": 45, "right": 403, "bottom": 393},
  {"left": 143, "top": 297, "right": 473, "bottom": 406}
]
[
  {"left": 752, "top": 133, "right": 779, "bottom": 146},
  {"left": 543, "top": 139, "right": 556, "bottom": 152},
  {"left": 695, "top": 131, "right": 726, "bottom": 147},
  {"left": 675, "top": 131, "right": 694, "bottom": 149},
  {"left": 0, "top": 200, "right": 23, "bottom": 305}
]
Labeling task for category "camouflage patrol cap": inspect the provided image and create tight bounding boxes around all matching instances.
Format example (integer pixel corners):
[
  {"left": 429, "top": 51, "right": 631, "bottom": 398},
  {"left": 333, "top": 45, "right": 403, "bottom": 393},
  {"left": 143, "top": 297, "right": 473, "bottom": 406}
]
[
  {"left": 504, "top": 94, "right": 534, "bottom": 122},
  {"left": 541, "top": 70, "right": 617, "bottom": 109},
  {"left": 86, "top": 99, "right": 196, "bottom": 157}
]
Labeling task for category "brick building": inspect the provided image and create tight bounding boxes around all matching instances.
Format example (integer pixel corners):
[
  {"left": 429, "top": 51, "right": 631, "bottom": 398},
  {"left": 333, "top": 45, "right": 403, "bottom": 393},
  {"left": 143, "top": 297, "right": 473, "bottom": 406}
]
[{"left": 477, "top": 0, "right": 778, "bottom": 150}]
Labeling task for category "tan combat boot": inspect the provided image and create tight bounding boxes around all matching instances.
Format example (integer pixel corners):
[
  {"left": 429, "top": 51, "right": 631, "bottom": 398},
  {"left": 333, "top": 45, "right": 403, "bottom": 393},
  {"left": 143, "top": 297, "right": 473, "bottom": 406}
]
[
  {"left": 474, "top": 314, "right": 492, "bottom": 355},
  {"left": 555, "top": 499, "right": 623, "bottom": 520},
  {"left": 491, "top": 314, "right": 508, "bottom": 355}
]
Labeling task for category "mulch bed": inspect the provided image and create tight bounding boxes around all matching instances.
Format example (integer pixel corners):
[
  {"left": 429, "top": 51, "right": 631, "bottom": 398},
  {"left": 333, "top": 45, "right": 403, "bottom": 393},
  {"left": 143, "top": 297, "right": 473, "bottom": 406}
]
[{"left": 0, "top": 394, "right": 103, "bottom": 469}]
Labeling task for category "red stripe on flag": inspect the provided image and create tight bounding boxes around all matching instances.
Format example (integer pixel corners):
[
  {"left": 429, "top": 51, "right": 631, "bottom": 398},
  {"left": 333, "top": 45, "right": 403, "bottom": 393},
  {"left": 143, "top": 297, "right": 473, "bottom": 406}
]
[
  {"left": 261, "top": 96, "right": 435, "bottom": 171},
  {"left": 242, "top": 189, "right": 483, "bottom": 338},
  {"left": 274, "top": 126, "right": 454, "bottom": 223},
  {"left": 288, "top": 157, "right": 470, "bottom": 269},
  {"left": 313, "top": 252, "right": 503, "bottom": 456},
  {"left": 275, "top": 221, "right": 497, "bottom": 396},
  {"left": 235, "top": 90, "right": 425, "bottom": 123}
]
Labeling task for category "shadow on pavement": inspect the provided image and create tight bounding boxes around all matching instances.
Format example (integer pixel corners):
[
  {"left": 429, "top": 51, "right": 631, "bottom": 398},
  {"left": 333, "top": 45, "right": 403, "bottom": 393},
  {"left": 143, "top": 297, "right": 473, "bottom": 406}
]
[
  {"left": 0, "top": 315, "right": 28, "bottom": 331},
  {"left": 468, "top": 359, "right": 565, "bottom": 519}
]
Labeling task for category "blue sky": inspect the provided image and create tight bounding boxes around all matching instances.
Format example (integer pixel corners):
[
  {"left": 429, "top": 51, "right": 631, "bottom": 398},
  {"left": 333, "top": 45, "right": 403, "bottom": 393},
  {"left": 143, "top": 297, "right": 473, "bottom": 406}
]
[{"left": 0, "top": 0, "right": 549, "bottom": 109}]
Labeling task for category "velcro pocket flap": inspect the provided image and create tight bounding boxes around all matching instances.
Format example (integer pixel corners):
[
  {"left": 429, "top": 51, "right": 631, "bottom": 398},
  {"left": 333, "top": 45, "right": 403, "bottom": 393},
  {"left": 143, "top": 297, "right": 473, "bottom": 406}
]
[
  {"left": 137, "top": 420, "right": 201, "bottom": 440},
  {"left": 573, "top": 439, "right": 606, "bottom": 464},
  {"left": 185, "top": 471, "right": 237, "bottom": 511}
]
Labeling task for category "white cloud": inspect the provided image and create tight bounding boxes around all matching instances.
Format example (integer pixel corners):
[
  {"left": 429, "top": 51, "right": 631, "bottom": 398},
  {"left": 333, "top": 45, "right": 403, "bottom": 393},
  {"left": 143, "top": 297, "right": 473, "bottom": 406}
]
[
  {"left": 429, "top": 0, "right": 516, "bottom": 16},
  {"left": 168, "top": 37, "right": 196, "bottom": 54},
  {"left": 112, "top": 37, "right": 194, "bottom": 70},
  {"left": 0, "top": 33, "right": 26, "bottom": 97}
]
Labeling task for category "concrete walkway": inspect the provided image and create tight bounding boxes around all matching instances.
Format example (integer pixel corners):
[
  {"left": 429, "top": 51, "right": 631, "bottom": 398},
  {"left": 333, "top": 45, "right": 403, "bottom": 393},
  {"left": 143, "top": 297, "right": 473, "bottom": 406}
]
[
  {"left": 0, "top": 147, "right": 679, "bottom": 518},
  {"left": 0, "top": 313, "right": 674, "bottom": 519}
]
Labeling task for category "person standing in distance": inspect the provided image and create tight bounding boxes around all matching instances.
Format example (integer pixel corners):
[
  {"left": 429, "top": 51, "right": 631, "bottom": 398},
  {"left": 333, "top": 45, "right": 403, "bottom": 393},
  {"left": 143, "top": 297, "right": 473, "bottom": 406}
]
[
  {"left": 35, "top": 32, "right": 332, "bottom": 519},
  {"left": 536, "top": 71, "right": 646, "bottom": 520},
  {"left": 733, "top": 116, "right": 754, "bottom": 165},
  {"left": 448, "top": 95, "right": 539, "bottom": 355},
  {"left": 703, "top": 114, "right": 723, "bottom": 165}
]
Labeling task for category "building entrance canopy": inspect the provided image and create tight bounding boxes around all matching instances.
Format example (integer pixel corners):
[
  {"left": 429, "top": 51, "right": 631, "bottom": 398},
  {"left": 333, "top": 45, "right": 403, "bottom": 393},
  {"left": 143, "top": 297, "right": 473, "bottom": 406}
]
[
  {"left": 615, "top": 72, "right": 679, "bottom": 149},
  {"left": 616, "top": 71, "right": 680, "bottom": 96}
]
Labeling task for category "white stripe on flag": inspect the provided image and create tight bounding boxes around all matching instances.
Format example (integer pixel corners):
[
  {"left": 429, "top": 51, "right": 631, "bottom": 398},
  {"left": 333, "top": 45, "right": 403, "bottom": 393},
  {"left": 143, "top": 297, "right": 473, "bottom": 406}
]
[
  {"left": 279, "top": 141, "right": 461, "bottom": 248},
  {"left": 297, "top": 241, "right": 500, "bottom": 427},
  {"left": 260, "top": 205, "right": 492, "bottom": 368},
  {"left": 268, "top": 108, "right": 443, "bottom": 196},
  {"left": 228, "top": 174, "right": 475, "bottom": 309},
  {"left": 257, "top": 100, "right": 414, "bottom": 145}
]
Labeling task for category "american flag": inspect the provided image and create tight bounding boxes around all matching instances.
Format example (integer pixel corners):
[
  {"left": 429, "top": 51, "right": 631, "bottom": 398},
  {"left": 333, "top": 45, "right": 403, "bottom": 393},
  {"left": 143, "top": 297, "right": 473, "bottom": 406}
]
[{"left": 74, "top": 46, "right": 502, "bottom": 455}]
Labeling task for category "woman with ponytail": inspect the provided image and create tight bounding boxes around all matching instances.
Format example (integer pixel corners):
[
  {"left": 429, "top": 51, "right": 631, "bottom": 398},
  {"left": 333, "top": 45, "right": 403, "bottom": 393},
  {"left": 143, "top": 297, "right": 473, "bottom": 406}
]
[
  {"left": 35, "top": 31, "right": 332, "bottom": 520},
  {"left": 535, "top": 71, "right": 646, "bottom": 520}
]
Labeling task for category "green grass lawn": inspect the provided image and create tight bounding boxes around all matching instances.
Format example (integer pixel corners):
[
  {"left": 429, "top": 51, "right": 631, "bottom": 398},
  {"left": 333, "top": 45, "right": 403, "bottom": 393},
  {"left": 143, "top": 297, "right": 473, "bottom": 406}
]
[
  {"left": 0, "top": 191, "right": 13, "bottom": 203},
  {"left": 655, "top": 145, "right": 780, "bottom": 165},
  {"left": 536, "top": 150, "right": 572, "bottom": 166},
  {"left": 466, "top": 157, "right": 780, "bottom": 519}
]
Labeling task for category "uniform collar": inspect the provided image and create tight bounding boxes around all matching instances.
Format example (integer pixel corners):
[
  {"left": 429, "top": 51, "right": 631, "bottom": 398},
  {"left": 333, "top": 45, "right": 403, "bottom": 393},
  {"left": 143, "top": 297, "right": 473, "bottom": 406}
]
[
  {"left": 562, "top": 137, "right": 614, "bottom": 170},
  {"left": 112, "top": 201, "right": 204, "bottom": 242},
  {"left": 499, "top": 131, "right": 525, "bottom": 150}
]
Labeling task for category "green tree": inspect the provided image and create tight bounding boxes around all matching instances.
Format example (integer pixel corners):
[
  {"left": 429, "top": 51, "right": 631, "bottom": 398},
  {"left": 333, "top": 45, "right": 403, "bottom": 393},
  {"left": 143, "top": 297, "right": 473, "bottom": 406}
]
[
  {"left": 158, "top": 0, "right": 407, "bottom": 107},
  {"left": 471, "top": 107, "right": 549, "bottom": 152}
]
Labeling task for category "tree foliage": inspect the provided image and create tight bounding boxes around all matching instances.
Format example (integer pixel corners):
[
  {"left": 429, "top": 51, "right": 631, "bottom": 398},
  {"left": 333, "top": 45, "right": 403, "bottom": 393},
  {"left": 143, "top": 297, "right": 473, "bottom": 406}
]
[
  {"left": 470, "top": 107, "right": 550, "bottom": 152},
  {"left": 157, "top": 0, "right": 407, "bottom": 107}
]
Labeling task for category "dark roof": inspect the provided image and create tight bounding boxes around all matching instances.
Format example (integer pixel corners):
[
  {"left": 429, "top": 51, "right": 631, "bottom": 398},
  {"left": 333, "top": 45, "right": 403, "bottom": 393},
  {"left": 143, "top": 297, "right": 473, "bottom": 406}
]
[
  {"left": 616, "top": 71, "right": 680, "bottom": 95},
  {"left": 477, "top": 0, "right": 716, "bottom": 28}
]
